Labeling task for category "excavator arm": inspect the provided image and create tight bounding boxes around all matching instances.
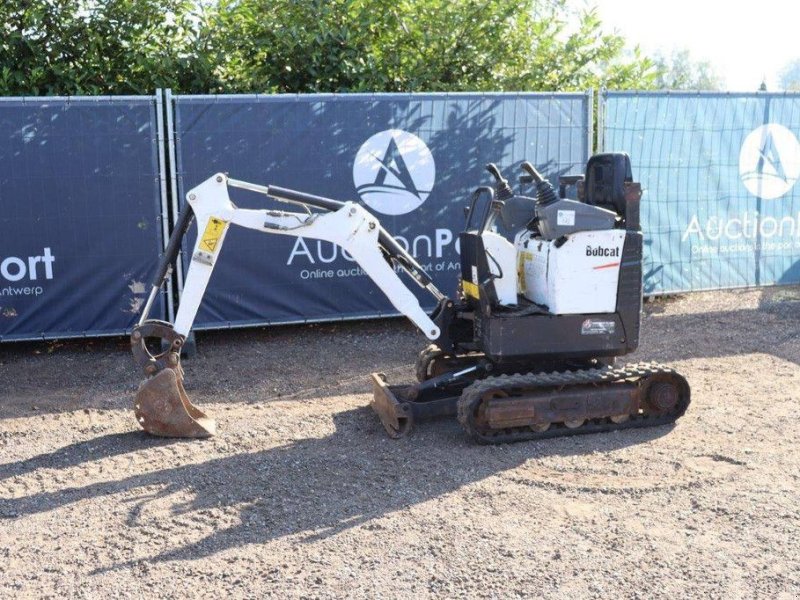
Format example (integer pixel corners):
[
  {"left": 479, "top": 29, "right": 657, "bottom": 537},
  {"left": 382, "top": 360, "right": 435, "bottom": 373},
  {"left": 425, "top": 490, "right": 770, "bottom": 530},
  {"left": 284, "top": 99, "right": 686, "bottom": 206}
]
[{"left": 131, "top": 173, "right": 448, "bottom": 437}]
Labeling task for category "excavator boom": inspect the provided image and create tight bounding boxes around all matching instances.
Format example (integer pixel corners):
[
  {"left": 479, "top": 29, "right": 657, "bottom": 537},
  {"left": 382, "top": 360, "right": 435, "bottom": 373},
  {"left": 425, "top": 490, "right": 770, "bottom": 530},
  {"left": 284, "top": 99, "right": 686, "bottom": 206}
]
[{"left": 132, "top": 173, "right": 447, "bottom": 437}]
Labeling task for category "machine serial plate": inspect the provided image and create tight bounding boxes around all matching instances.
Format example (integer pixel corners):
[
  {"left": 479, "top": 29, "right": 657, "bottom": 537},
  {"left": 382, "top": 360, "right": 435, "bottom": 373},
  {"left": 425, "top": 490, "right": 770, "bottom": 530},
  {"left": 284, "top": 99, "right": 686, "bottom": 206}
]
[{"left": 581, "top": 319, "right": 616, "bottom": 335}]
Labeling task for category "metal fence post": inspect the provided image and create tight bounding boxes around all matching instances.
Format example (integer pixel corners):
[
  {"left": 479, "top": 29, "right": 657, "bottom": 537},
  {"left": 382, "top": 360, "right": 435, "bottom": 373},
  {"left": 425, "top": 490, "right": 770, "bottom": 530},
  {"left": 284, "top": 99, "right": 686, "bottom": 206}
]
[
  {"left": 586, "top": 88, "right": 594, "bottom": 158},
  {"left": 597, "top": 87, "right": 606, "bottom": 153},
  {"left": 154, "top": 89, "right": 175, "bottom": 322}
]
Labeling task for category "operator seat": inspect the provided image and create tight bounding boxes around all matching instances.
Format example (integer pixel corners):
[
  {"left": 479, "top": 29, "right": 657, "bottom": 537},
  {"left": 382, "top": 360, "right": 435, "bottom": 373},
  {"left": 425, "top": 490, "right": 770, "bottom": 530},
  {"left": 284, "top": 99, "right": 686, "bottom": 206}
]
[{"left": 584, "top": 152, "right": 633, "bottom": 216}]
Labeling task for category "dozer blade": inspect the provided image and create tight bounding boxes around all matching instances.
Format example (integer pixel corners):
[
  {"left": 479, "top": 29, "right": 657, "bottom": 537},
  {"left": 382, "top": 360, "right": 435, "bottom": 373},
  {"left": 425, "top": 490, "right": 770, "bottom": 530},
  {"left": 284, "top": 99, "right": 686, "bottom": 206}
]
[
  {"left": 134, "top": 368, "right": 216, "bottom": 438},
  {"left": 370, "top": 373, "right": 414, "bottom": 438}
]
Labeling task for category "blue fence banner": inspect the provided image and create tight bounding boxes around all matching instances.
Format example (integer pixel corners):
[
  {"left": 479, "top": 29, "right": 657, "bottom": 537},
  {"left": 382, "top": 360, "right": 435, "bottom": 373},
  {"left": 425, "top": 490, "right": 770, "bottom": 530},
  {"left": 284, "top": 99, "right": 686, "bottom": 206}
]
[
  {"left": 602, "top": 91, "right": 800, "bottom": 294},
  {"left": 172, "top": 92, "right": 592, "bottom": 329},
  {"left": 0, "top": 96, "right": 167, "bottom": 341}
]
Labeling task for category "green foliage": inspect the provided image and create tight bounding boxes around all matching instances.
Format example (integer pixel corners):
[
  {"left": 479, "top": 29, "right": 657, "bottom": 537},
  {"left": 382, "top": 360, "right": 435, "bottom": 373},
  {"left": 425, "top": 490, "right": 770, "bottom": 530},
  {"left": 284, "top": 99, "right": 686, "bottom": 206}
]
[
  {"left": 652, "top": 49, "right": 724, "bottom": 91},
  {"left": 209, "top": 0, "right": 658, "bottom": 93},
  {"left": 0, "top": 0, "right": 218, "bottom": 95},
  {"left": 0, "top": 0, "right": 658, "bottom": 96}
]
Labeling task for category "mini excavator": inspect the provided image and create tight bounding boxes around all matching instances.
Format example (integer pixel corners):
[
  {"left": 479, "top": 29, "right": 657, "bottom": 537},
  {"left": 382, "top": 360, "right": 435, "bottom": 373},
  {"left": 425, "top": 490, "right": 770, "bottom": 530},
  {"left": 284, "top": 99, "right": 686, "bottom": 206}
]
[{"left": 131, "top": 154, "right": 690, "bottom": 442}]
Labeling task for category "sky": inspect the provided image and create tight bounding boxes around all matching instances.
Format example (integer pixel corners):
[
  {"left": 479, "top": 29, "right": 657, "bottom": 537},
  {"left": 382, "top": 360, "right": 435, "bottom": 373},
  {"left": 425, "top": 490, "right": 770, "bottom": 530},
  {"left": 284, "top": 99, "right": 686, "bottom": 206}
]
[{"left": 582, "top": 0, "right": 800, "bottom": 91}]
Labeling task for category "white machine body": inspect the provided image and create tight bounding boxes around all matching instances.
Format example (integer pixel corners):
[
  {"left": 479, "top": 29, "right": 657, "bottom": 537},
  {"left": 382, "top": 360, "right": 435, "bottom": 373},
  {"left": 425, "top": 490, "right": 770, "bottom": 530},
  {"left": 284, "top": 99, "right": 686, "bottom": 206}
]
[
  {"left": 515, "top": 229, "right": 626, "bottom": 314},
  {"left": 480, "top": 231, "right": 518, "bottom": 306}
]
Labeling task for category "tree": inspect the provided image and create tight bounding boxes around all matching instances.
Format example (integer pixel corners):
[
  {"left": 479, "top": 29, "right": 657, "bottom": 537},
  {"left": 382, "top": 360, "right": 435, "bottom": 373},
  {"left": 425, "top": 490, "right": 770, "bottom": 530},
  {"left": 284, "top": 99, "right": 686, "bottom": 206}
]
[
  {"left": 652, "top": 48, "right": 723, "bottom": 91},
  {"left": 779, "top": 59, "right": 800, "bottom": 91},
  {"left": 207, "top": 0, "right": 659, "bottom": 93},
  {"left": 0, "top": 0, "right": 659, "bottom": 95},
  {"left": 0, "top": 0, "right": 219, "bottom": 95}
]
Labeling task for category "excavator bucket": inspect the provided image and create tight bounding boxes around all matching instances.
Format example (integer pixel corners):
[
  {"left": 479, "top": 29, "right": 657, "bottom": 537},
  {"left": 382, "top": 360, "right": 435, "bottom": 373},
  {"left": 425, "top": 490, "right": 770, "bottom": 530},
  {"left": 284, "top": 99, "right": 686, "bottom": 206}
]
[
  {"left": 134, "top": 368, "right": 216, "bottom": 438},
  {"left": 131, "top": 320, "right": 215, "bottom": 438}
]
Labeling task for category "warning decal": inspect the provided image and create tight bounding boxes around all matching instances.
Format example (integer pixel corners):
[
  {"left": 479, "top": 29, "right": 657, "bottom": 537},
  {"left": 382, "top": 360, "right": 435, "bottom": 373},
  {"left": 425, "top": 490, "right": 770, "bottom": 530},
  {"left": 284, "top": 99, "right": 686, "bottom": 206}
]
[{"left": 199, "top": 217, "right": 227, "bottom": 253}]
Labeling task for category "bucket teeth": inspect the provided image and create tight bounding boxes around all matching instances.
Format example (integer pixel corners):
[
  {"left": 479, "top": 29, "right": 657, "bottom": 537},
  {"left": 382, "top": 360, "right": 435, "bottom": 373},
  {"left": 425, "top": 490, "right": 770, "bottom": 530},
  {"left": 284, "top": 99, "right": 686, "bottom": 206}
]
[{"left": 134, "top": 368, "right": 216, "bottom": 438}]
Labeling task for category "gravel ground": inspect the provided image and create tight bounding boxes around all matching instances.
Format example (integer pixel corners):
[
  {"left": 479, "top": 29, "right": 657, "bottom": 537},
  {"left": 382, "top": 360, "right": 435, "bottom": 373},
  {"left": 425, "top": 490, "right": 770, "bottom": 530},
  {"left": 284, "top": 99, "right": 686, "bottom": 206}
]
[{"left": 1, "top": 287, "right": 799, "bottom": 599}]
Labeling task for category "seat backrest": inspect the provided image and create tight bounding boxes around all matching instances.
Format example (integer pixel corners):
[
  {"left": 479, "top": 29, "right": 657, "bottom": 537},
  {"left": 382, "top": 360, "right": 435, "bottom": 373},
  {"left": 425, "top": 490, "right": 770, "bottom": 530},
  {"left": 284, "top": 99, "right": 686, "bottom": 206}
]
[{"left": 584, "top": 152, "right": 632, "bottom": 216}]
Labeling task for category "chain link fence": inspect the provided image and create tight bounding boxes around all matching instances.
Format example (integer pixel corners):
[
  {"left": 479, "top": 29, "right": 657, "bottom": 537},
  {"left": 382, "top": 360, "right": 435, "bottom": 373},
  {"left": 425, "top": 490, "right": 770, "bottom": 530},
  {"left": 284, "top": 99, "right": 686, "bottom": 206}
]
[{"left": 601, "top": 91, "right": 800, "bottom": 294}]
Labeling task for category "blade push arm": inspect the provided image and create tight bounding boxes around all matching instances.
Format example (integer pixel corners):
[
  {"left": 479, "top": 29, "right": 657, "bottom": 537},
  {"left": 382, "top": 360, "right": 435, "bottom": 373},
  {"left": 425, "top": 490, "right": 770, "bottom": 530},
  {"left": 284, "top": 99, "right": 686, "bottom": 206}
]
[{"left": 161, "top": 173, "right": 443, "bottom": 339}]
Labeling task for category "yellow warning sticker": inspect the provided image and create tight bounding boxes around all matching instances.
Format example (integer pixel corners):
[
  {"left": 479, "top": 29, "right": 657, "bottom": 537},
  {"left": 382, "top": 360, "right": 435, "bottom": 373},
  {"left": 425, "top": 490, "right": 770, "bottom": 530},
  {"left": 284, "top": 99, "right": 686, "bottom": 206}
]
[
  {"left": 462, "top": 279, "right": 479, "bottom": 299},
  {"left": 199, "top": 217, "right": 227, "bottom": 253}
]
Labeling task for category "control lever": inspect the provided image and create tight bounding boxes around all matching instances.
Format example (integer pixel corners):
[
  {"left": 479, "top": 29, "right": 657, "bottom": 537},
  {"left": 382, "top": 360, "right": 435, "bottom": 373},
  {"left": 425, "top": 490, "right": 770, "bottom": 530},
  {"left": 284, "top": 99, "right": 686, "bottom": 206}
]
[
  {"left": 485, "top": 163, "right": 513, "bottom": 201},
  {"left": 519, "top": 161, "right": 557, "bottom": 207}
]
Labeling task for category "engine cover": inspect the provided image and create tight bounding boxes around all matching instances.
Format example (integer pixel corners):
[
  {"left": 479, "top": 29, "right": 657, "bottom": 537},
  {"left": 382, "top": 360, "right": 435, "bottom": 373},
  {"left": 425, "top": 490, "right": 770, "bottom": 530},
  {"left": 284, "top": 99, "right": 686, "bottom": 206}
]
[{"left": 516, "top": 229, "right": 626, "bottom": 314}]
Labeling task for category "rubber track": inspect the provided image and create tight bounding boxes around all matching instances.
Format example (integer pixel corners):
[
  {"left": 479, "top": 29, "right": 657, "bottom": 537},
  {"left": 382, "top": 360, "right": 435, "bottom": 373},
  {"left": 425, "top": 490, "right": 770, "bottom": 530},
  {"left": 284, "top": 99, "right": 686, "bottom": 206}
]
[{"left": 457, "top": 361, "right": 690, "bottom": 444}]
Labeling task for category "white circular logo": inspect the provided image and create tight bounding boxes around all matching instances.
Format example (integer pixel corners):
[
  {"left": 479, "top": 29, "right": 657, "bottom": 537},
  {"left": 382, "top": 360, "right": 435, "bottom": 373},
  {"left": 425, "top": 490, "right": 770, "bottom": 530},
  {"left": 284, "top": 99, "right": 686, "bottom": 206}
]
[
  {"left": 739, "top": 124, "right": 800, "bottom": 199},
  {"left": 353, "top": 129, "right": 435, "bottom": 215}
]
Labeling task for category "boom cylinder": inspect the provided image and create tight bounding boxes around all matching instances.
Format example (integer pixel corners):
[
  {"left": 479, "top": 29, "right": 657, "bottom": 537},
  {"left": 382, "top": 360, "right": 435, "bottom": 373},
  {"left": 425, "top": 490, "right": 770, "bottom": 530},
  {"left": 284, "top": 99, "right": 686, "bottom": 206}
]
[
  {"left": 139, "top": 203, "right": 195, "bottom": 325},
  {"left": 267, "top": 185, "right": 438, "bottom": 291},
  {"left": 266, "top": 185, "right": 345, "bottom": 212}
]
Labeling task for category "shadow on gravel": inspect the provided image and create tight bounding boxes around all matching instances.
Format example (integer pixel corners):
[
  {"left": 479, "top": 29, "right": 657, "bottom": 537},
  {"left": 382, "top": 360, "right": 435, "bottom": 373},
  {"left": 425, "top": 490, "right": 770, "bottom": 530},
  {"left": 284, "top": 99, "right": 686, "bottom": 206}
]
[
  {"left": 0, "top": 407, "right": 673, "bottom": 570},
  {"left": 641, "top": 288, "right": 800, "bottom": 366},
  {"left": 0, "top": 432, "right": 179, "bottom": 484},
  {"left": 642, "top": 309, "right": 800, "bottom": 365}
]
